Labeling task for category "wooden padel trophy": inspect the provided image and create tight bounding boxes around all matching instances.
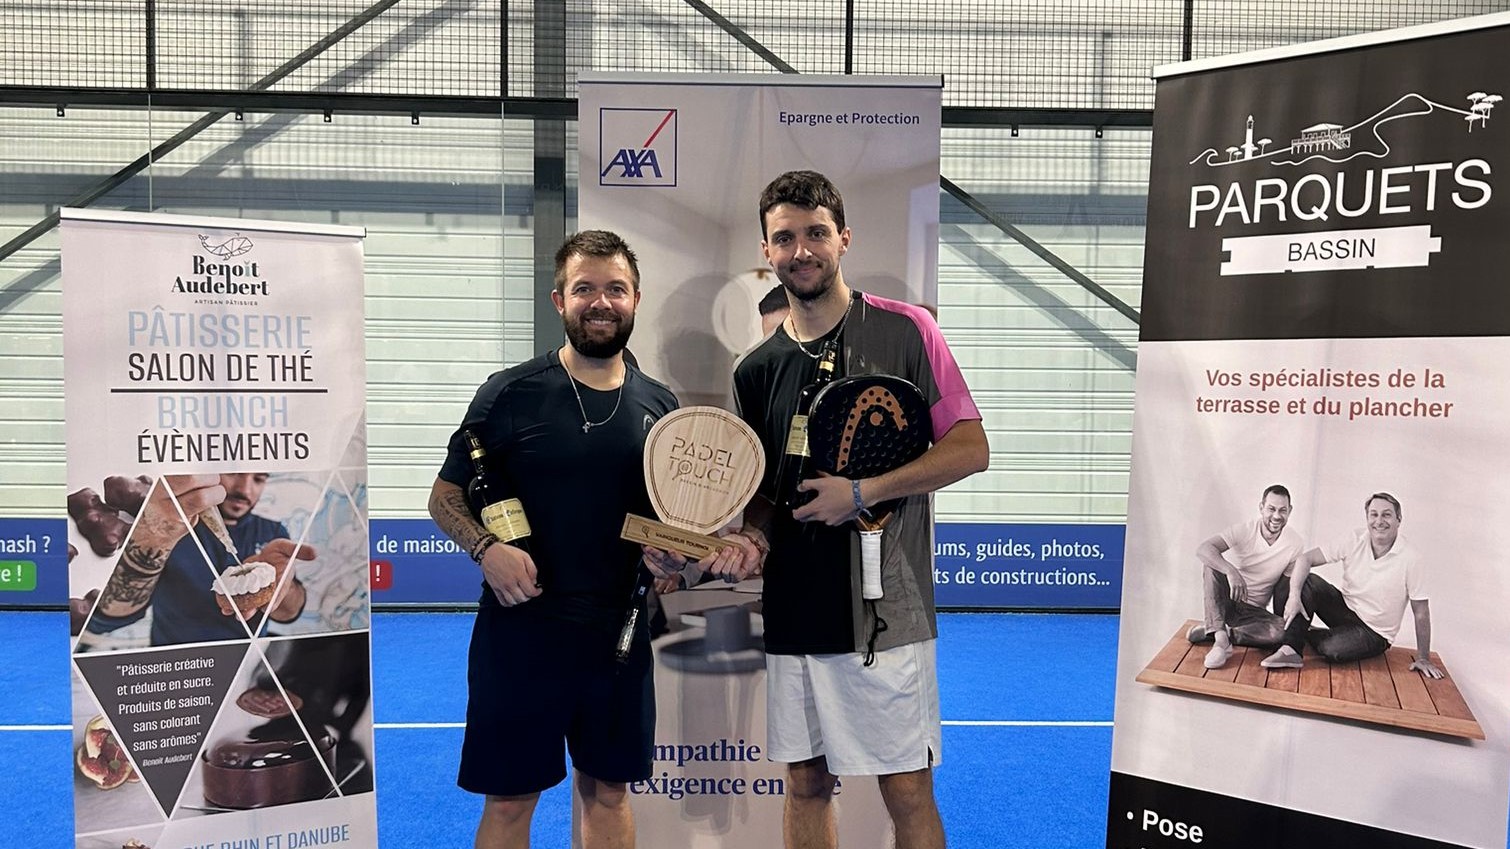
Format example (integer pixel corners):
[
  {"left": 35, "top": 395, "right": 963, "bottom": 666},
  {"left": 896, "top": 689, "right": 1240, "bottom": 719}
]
[{"left": 621, "top": 406, "right": 765, "bottom": 559}]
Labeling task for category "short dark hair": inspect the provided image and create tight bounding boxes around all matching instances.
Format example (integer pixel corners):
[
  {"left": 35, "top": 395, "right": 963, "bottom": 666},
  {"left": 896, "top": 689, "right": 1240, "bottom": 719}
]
[
  {"left": 1365, "top": 492, "right": 1402, "bottom": 520},
  {"left": 554, "top": 230, "right": 640, "bottom": 294},
  {"left": 1261, "top": 484, "right": 1291, "bottom": 504},
  {"left": 758, "top": 170, "right": 846, "bottom": 239},
  {"left": 757, "top": 285, "right": 788, "bottom": 317}
]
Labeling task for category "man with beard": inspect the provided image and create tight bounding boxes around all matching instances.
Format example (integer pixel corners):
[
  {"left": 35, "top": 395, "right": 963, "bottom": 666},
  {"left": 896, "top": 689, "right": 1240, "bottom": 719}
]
[
  {"left": 647, "top": 171, "right": 987, "bottom": 849},
  {"left": 1185, "top": 484, "right": 1307, "bottom": 669},
  {"left": 1261, "top": 492, "right": 1441, "bottom": 678},
  {"left": 429, "top": 230, "right": 751, "bottom": 849},
  {"left": 87, "top": 472, "right": 311, "bottom": 646}
]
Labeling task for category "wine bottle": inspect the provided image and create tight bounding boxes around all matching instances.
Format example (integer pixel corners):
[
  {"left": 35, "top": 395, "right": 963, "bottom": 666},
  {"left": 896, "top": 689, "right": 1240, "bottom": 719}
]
[
  {"left": 776, "top": 340, "right": 839, "bottom": 509},
  {"left": 464, "top": 429, "right": 531, "bottom": 550}
]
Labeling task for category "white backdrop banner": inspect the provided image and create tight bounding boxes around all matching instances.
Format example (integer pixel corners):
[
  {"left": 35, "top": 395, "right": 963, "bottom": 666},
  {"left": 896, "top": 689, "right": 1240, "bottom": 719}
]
[
  {"left": 579, "top": 72, "right": 942, "bottom": 847},
  {"left": 61, "top": 210, "right": 377, "bottom": 849},
  {"left": 579, "top": 72, "right": 942, "bottom": 407}
]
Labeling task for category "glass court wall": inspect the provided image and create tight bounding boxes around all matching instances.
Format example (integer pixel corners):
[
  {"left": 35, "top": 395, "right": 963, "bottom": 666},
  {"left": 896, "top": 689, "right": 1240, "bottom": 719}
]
[{"left": 2, "top": 0, "right": 1502, "bottom": 541}]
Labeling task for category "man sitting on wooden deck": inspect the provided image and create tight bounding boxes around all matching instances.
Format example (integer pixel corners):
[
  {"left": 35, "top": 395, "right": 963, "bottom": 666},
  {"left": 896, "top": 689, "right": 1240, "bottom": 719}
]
[
  {"left": 1188, "top": 484, "right": 1308, "bottom": 669},
  {"left": 1261, "top": 492, "right": 1443, "bottom": 679}
]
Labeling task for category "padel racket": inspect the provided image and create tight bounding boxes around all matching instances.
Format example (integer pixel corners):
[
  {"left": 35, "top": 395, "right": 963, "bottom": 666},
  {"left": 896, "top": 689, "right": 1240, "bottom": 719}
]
[{"left": 806, "top": 374, "right": 933, "bottom": 599}]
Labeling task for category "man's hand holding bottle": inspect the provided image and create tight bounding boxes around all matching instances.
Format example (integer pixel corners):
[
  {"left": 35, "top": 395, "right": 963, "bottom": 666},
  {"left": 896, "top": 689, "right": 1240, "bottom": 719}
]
[{"left": 482, "top": 540, "right": 542, "bottom": 607}]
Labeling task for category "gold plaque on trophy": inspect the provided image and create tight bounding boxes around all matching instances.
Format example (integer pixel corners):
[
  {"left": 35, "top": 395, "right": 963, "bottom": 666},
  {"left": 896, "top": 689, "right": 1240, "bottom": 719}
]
[{"left": 621, "top": 406, "right": 765, "bottom": 559}]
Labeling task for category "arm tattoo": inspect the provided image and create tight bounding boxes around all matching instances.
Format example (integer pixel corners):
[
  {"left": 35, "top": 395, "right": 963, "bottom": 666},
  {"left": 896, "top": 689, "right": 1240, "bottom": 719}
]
[
  {"left": 430, "top": 486, "right": 490, "bottom": 556},
  {"left": 97, "top": 540, "right": 170, "bottom": 617}
]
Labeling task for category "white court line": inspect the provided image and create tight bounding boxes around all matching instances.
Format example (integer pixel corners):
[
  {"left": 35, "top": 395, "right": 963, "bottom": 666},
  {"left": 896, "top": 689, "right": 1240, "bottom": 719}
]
[
  {"left": 378, "top": 722, "right": 465, "bottom": 729},
  {"left": 944, "top": 720, "right": 1112, "bottom": 727},
  {"left": 367, "top": 721, "right": 1115, "bottom": 730},
  {"left": 1, "top": 720, "right": 1114, "bottom": 732}
]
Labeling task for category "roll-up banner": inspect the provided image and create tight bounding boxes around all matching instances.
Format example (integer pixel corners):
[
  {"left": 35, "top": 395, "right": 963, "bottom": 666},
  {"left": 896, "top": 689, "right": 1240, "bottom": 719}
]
[
  {"left": 577, "top": 72, "right": 941, "bottom": 847},
  {"left": 61, "top": 210, "right": 377, "bottom": 848},
  {"left": 1109, "top": 13, "right": 1510, "bottom": 849}
]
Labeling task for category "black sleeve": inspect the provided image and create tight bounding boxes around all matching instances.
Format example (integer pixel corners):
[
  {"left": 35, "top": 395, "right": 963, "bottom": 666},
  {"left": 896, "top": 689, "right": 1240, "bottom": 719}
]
[{"left": 437, "top": 371, "right": 510, "bottom": 488}]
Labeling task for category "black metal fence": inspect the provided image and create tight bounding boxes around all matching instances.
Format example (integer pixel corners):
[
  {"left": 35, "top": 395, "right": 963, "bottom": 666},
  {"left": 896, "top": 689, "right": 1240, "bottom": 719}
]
[{"left": 2, "top": 1, "right": 1504, "bottom": 119}]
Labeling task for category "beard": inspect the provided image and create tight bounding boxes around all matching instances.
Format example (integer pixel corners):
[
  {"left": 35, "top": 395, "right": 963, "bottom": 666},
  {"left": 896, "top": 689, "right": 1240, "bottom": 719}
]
[
  {"left": 564, "top": 307, "right": 635, "bottom": 358},
  {"left": 778, "top": 260, "right": 838, "bottom": 303}
]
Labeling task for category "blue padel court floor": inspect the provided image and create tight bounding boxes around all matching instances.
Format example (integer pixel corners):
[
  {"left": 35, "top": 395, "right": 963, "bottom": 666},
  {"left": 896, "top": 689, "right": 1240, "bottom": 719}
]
[{"left": 9, "top": 610, "right": 1117, "bottom": 847}]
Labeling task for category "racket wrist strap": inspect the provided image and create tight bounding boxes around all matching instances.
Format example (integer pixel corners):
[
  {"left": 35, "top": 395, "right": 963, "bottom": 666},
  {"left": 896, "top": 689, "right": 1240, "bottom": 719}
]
[{"left": 851, "top": 479, "right": 869, "bottom": 517}]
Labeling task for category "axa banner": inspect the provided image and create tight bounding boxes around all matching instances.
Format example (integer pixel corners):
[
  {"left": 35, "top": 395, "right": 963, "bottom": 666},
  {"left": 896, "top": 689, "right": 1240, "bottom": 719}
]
[
  {"left": 1109, "top": 14, "right": 1510, "bottom": 849},
  {"left": 61, "top": 210, "right": 377, "bottom": 848},
  {"left": 578, "top": 73, "right": 943, "bottom": 408}
]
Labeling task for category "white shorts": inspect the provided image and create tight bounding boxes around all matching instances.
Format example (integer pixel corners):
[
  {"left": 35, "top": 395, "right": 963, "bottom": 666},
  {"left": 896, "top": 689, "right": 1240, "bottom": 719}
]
[{"left": 764, "top": 639, "right": 941, "bottom": 776}]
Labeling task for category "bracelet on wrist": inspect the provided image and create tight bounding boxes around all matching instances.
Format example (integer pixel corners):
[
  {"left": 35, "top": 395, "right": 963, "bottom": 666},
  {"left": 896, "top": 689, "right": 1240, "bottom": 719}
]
[
  {"left": 740, "top": 528, "right": 770, "bottom": 558},
  {"left": 851, "top": 479, "right": 868, "bottom": 516},
  {"left": 470, "top": 533, "right": 499, "bottom": 563}
]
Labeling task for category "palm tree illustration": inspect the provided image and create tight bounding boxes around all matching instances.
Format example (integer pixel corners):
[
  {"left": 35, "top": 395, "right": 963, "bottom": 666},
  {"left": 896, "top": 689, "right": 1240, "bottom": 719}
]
[{"left": 1465, "top": 92, "right": 1500, "bottom": 132}]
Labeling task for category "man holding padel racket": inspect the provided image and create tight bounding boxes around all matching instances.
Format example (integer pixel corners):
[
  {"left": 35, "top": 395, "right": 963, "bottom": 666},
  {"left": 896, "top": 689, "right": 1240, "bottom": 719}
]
[{"left": 700, "top": 171, "right": 986, "bottom": 849}]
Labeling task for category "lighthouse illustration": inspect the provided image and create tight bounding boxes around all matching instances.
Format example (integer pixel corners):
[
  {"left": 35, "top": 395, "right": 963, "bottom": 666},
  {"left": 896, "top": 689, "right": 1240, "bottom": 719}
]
[
  {"left": 1241, "top": 115, "right": 1258, "bottom": 160},
  {"left": 1220, "top": 115, "right": 1273, "bottom": 161}
]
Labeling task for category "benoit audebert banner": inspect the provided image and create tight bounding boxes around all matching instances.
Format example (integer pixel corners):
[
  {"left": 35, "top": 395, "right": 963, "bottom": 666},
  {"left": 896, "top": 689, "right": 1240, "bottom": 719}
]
[
  {"left": 61, "top": 210, "right": 376, "bottom": 849},
  {"left": 1109, "top": 13, "right": 1510, "bottom": 849},
  {"left": 578, "top": 73, "right": 941, "bottom": 848}
]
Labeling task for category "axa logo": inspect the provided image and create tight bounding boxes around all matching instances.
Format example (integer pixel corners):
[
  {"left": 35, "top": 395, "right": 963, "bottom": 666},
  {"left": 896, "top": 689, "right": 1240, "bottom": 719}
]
[{"left": 600, "top": 108, "right": 677, "bottom": 187}]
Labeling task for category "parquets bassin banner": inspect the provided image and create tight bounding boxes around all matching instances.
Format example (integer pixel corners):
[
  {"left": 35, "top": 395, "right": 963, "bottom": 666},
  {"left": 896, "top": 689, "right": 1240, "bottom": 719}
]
[
  {"left": 578, "top": 73, "right": 941, "bottom": 848},
  {"left": 1109, "top": 14, "right": 1510, "bottom": 849},
  {"left": 62, "top": 210, "right": 376, "bottom": 849}
]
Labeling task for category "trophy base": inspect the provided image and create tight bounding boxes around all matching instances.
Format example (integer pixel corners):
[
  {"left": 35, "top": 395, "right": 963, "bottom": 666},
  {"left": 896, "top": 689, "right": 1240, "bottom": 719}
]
[{"left": 621, "top": 515, "right": 724, "bottom": 560}]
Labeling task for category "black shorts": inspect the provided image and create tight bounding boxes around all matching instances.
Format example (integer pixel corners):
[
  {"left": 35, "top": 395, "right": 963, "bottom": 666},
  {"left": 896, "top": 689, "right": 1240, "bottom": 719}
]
[{"left": 457, "top": 604, "right": 654, "bottom": 797}]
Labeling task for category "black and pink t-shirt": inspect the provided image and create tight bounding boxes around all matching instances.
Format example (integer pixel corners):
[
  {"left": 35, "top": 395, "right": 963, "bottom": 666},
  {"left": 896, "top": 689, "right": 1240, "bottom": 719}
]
[{"left": 734, "top": 290, "right": 980, "bottom": 655}]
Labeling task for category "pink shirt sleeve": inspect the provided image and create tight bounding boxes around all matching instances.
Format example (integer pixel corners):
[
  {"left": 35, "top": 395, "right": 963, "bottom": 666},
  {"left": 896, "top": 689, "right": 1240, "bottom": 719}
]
[{"left": 861, "top": 294, "right": 981, "bottom": 438}]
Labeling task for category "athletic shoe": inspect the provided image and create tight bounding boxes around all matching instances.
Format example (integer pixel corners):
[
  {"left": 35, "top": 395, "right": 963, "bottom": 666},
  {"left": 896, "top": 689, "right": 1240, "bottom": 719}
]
[
  {"left": 1261, "top": 647, "right": 1303, "bottom": 668},
  {"left": 1187, "top": 624, "right": 1214, "bottom": 643},
  {"left": 1203, "top": 642, "right": 1232, "bottom": 669}
]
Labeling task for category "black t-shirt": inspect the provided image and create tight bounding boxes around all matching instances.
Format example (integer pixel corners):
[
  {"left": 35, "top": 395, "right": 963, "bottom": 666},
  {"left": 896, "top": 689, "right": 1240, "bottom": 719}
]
[
  {"left": 735, "top": 308, "right": 855, "bottom": 654},
  {"left": 736, "top": 290, "right": 971, "bottom": 655},
  {"left": 439, "top": 350, "right": 679, "bottom": 628}
]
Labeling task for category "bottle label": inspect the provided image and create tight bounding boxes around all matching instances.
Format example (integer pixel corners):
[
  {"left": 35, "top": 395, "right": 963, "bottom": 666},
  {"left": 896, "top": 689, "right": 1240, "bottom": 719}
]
[
  {"left": 784, "top": 414, "right": 810, "bottom": 457},
  {"left": 480, "top": 498, "right": 531, "bottom": 543}
]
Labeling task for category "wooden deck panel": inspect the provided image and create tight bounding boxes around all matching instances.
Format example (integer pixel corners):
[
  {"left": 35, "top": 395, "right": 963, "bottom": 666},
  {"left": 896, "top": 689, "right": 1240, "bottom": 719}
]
[
  {"left": 1298, "top": 660, "right": 1330, "bottom": 699},
  {"left": 1145, "top": 626, "right": 1194, "bottom": 673},
  {"left": 1359, "top": 653, "right": 1399, "bottom": 709},
  {"left": 1234, "top": 648, "right": 1269, "bottom": 688},
  {"left": 1331, "top": 664, "right": 1365, "bottom": 703},
  {"left": 1204, "top": 646, "right": 1244, "bottom": 684},
  {"left": 1134, "top": 621, "right": 1484, "bottom": 740},
  {"left": 1385, "top": 648, "right": 1437, "bottom": 714},
  {"left": 1174, "top": 643, "right": 1209, "bottom": 679},
  {"left": 1422, "top": 655, "right": 1476, "bottom": 722},
  {"left": 1265, "top": 665, "right": 1299, "bottom": 693}
]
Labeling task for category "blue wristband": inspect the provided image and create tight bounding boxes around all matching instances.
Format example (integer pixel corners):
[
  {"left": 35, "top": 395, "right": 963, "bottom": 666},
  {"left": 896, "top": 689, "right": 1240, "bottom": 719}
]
[{"left": 851, "top": 479, "right": 866, "bottom": 514}]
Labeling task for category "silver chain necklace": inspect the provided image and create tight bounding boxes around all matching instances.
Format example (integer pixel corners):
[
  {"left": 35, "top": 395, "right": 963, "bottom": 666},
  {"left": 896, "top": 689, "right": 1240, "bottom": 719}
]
[
  {"left": 788, "top": 294, "right": 853, "bottom": 359},
  {"left": 561, "top": 354, "right": 624, "bottom": 433}
]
